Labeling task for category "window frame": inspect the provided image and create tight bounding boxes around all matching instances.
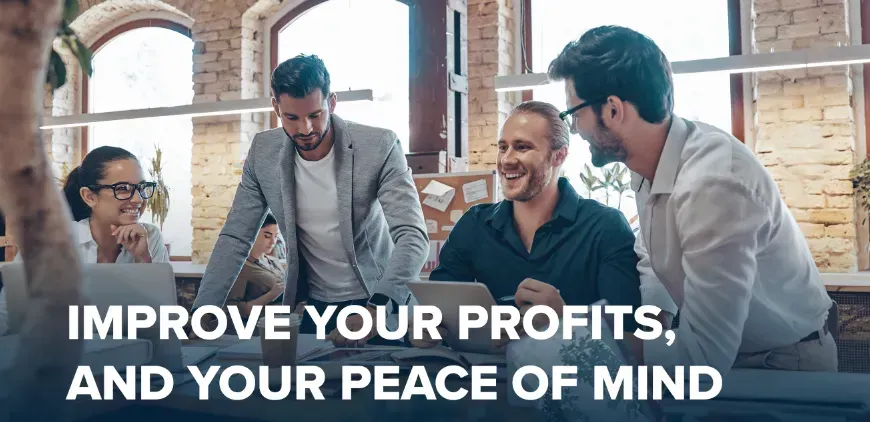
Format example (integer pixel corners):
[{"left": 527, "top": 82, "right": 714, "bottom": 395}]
[
  {"left": 80, "top": 19, "right": 192, "bottom": 153},
  {"left": 266, "top": 0, "right": 465, "bottom": 163},
  {"left": 79, "top": 19, "right": 193, "bottom": 261},
  {"left": 518, "top": 0, "right": 745, "bottom": 142}
]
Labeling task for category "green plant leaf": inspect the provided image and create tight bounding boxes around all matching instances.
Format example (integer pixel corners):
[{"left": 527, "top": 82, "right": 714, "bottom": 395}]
[
  {"left": 63, "top": 0, "right": 79, "bottom": 23},
  {"left": 61, "top": 35, "right": 93, "bottom": 78},
  {"left": 47, "top": 49, "right": 66, "bottom": 91}
]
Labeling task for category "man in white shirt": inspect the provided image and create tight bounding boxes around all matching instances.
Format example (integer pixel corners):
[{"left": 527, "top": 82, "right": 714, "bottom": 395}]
[
  {"left": 192, "top": 54, "right": 429, "bottom": 347},
  {"left": 547, "top": 25, "right": 837, "bottom": 375}
]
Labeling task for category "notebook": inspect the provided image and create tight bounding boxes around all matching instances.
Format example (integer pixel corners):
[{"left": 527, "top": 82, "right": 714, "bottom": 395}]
[{"left": 215, "top": 334, "right": 331, "bottom": 362}]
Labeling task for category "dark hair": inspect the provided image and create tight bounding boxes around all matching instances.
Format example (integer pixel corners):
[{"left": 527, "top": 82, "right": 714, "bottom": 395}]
[
  {"left": 261, "top": 213, "right": 277, "bottom": 228},
  {"left": 510, "top": 101, "right": 570, "bottom": 150},
  {"left": 270, "top": 54, "right": 331, "bottom": 99},
  {"left": 547, "top": 25, "right": 674, "bottom": 124},
  {"left": 63, "top": 146, "right": 138, "bottom": 221}
]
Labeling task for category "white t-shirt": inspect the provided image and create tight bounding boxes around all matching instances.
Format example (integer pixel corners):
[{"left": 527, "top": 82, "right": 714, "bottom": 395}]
[{"left": 294, "top": 145, "right": 367, "bottom": 302}]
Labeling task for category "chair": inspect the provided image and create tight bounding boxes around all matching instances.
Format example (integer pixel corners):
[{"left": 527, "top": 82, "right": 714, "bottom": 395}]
[{"left": 827, "top": 300, "right": 839, "bottom": 341}]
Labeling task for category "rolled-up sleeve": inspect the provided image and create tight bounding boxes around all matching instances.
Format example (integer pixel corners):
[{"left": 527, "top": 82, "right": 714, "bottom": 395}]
[{"left": 643, "top": 176, "right": 771, "bottom": 376}]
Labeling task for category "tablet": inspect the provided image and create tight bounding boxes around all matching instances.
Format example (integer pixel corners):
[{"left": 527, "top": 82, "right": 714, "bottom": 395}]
[{"left": 407, "top": 280, "right": 502, "bottom": 354}]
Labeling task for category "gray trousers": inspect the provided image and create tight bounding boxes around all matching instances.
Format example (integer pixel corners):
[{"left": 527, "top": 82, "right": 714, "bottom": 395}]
[{"left": 733, "top": 329, "right": 838, "bottom": 371}]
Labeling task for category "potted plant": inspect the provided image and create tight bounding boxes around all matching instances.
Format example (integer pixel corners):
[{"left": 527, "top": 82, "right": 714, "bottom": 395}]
[
  {"left": 146, "top": 144, "right": 171, "bottom": 253},
  {"left": 851, "top": 159, "right": 870, "bottom": 227}
]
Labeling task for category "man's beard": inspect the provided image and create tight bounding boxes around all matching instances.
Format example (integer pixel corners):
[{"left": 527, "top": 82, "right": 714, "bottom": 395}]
[
  {"left": 587, "top": 119, "right": 627, "bottom": 168},
  {"left": 503, "top": 153, "right": 554, "bottom": 202},
  {"left": 286, "top": 118, "right": 330, "bottom": 152}
]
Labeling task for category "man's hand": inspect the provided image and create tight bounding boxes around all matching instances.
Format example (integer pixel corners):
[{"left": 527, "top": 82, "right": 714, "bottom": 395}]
[
  {"left": 111, "top": 224, "right": 150, "bottom": 263},
  {"left": 408, "top": 322, "right": 447, "bottom": 349},
  {"left": 327, "top": 305, "right": 378, "bottom": 348},
  {"left": 656, "top": 311, "right": 674, "bottom": 330},
  {"left": 622, "top": 331, "right": 645, "bottom": 364},
  {"left": 514, "top": 278, "right": 566, "bottom": 311},
  {"left": 184, "top": 312, "right": 216, "bottom": 342},
  {"left": 493, "top": 278, "right": 566, "bottom": 349}
]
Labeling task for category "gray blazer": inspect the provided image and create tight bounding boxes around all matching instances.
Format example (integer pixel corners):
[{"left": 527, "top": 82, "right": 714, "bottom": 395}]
[{"left": 192, "top": 114, "right": 429, "bottom": 311}]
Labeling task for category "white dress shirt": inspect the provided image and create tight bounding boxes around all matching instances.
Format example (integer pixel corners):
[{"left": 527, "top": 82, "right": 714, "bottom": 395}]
[
  {"left": 0, "top": 218, "right": 170, "bottom": 335},
  {"left": 633, "top": 115, "right": 832, "bottom": 376}
]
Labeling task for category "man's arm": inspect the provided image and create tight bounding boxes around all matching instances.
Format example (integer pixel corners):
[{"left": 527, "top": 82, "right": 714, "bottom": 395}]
[
  {"left": 595, "top": 209, "right": 644, "bottom": 332},
  {"left": 428, "top": 210, "right": 477, "bottom": 282},
  {"left": 372, "top": 138, "right": 430, "bottom": 306},
  {"left": 634, "top": 220, "right": 678, "bottom": 326},
  {"left": 642, "top": 176, "right": 769, "bottom": 376},
  {"left": 191, "top": 138, "right": 269, "bottom": 310}
]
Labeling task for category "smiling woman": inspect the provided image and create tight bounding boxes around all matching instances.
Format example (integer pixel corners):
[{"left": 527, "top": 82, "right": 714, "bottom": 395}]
[{"left": 86, "top": 25, "right": 194, "bottom": 258}]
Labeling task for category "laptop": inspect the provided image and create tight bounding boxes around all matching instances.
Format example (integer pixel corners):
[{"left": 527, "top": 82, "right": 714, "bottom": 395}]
[
  {"left": 1, "top": 263, "right": 188, "bottom": 372},
  {"left": 407, "top": 280, "right": 504, "bottom": 354}
]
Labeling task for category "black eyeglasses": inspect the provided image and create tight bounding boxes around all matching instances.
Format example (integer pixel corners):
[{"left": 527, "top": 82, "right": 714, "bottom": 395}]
[
  {"left": 88, "top": 182, "right": 157, "bottom": 200},
  {"left": 559, "top": 101, "right": 594, "bottom": 132}
]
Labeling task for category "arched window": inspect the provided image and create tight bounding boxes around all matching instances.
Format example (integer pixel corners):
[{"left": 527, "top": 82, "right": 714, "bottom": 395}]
[
  {"left": 527, "top": 0, "right": 738, "bottom": 226},
  {"left": 271, "top": 0, "right": 410, "bottom": 153},
  {"left": 84, "top": 21, "right": 194, "bottom": 257}
]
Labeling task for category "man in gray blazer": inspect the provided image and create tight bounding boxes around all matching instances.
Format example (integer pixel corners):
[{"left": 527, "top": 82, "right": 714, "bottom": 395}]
[{"left": 192, "top": 54, "right": 429, "bottom": 346}]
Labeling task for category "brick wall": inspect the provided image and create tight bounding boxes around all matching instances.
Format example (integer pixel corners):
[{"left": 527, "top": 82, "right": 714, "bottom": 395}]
[
  {"left": 752, "top": 0, "right": 858, "bottom": 271},
  {"left": 45, "top": 0, "right": 287, "bottom": 263},
  {"left": 44, "top": 0, "right": 865, "bottom": 272},
  {"left": 467, "top": 0, "right": 519, "bottom": 170}
]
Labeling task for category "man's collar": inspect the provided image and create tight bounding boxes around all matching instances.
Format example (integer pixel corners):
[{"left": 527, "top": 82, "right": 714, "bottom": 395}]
[
  {"left": 648, "top": 115, "right": 688, "bottom": 195},
  {"left": 485, "top": 177, "right": 579, "bottom": 231},
  {"left": 552, "top": 177, "right": 580, "bottom": 223}
]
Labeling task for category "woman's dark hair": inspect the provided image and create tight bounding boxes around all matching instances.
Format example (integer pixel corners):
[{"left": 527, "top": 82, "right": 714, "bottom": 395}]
[
  {"left": 548, "top": 25, "right": 674, "bottom": 124},
  {"left": 262, "top": 213, "right": 277, "bottom": 228},
  {"left": 63, "top": 146, "right": 138, "bottom": 221},
  {"left": 270, "top": 54, "right": 331, "bottom": 99}
]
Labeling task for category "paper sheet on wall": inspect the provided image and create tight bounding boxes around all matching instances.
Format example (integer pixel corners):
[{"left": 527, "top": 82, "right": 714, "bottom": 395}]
[
  {"left": 423, "top": 189, "right": 455, "bottom": 212},
  {"left": 450, "top": 210, "right": 463, "bottom": 223},
  {"left": 422, "top": 180, "right": 454, "bottom": 196},
  {"left": 425, "top": 219, "right": 438, "bottom": 233},
  {"left": 462, "top": 179, "right": 488, "bottom": 203}
]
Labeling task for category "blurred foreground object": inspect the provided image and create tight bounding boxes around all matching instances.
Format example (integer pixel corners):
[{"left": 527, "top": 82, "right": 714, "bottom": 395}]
[{"left": 0, "top": 0, "right": 89, "bottom": 420}]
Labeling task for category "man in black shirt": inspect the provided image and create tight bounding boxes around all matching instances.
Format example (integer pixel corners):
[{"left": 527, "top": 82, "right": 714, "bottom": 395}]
[{"left": 427, "top": 101, "right": 642, "bottom": 333}]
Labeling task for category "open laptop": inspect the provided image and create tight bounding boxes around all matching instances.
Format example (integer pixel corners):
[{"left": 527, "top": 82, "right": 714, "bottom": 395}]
[
  {"left": 407, "top": 280, "right": 505, "bottom": 354},
  {"left": 1, "top": 263, "right": 215, "bottom": 372}
]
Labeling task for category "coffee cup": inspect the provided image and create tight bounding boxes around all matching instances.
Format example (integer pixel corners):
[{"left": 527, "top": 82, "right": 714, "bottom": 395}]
[{"left": 258, "top": 313, "right": 302, "bottom": 367}]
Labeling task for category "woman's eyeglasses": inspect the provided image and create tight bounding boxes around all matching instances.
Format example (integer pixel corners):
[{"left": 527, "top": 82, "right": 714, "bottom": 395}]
[{"left": 88, "top": 182, "right": 157, "bottom": 200}]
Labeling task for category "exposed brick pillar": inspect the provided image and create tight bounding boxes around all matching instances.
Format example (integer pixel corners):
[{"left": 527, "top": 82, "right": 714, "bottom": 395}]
[
  {"left": 43, "top": 47, "right": 78, "bottom": 182},
  {"left": 189, "top": 1, "right": 278, "bottom": 263},
  {"left": 189, "top": 12, "right": 251, "bottom": 263},
  {"left": 752, "top": 0, "right": 858, "bottom": 271},
  {"left": 467, "top": 0, "right": 519, "bottom": 171}
]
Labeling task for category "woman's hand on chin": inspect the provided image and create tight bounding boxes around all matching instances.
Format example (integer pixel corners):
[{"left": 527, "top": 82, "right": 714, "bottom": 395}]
[{"left": 111, "top": 223, "right": 151, "bottom": 262}]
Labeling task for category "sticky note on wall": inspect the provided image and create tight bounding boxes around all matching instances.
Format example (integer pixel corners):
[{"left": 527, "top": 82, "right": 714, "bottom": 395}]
[{"left": 426, "top": 219, "right": 438, "bottom": 233}]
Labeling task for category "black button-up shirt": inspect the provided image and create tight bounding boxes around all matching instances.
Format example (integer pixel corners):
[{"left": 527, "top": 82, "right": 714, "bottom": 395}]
[{"left": 429, "top": 177, "right": 643, "bottom": 330}]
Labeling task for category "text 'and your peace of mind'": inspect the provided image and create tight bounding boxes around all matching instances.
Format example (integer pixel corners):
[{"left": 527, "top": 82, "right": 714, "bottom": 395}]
[{"left": 65, "top": 304, "right": 724, "bottom": 402}]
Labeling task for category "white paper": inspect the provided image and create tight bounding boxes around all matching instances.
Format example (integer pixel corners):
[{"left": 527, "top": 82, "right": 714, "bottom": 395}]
[
  {"left": 462, "top": 179, "right": 488, "bottom": 203},
  {"left": 425, "top": 219, "right": 438, "bottom": 233},
  {"left": 442, "top": 226, "right": 454, "bottom": 232},
  {"left": 450, "top": 210, "right": 463, "bottom": 223},
  {"left": 422, "top": 180, "right": 454, "bottom": 197},
  {"left": 422, "top": 188, "right": 455, "bottom": 212}
]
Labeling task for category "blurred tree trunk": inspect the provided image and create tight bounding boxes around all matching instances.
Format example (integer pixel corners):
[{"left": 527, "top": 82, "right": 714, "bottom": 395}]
[{"left": 0, "top": 0, "right": 83, "bottom": 420}]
